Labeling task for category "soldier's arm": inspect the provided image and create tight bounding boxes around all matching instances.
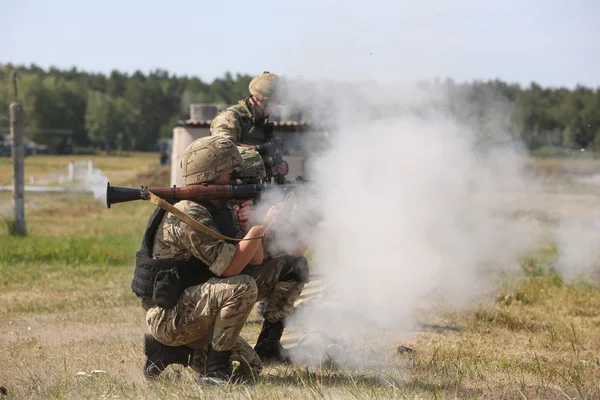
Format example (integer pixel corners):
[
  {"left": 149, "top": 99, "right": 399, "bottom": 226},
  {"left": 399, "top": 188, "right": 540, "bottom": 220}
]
[
  {"left": 225, "top": 202, "right": 290, "bottom": 273},
  {"left": 178, "top": 203, "right": 266, "bottom": 277},
  {"left": 210, "top": 111, "right": 243, "bottom": 144},
  {"left": 222, "top": 225, "right": 267, "bottom": 277}
]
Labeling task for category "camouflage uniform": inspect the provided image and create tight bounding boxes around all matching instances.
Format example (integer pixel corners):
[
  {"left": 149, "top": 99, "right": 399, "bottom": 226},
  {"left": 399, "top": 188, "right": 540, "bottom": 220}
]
[
  {"left": 140, "top": 197, "right": 305, "bottom": 378},
  {"left": 210, "top": 99, "right": 255, "bottom": 145},
  {"left": 181, "top": 196, "right": 308, "bottom": 373},
  {"left": 253, "top": 229, "right": 307, "bottom": 324},
  {"left": 151, "top": 201, "right": 238, "bottom": 275},
  {"left": 137, "top": 136, "right": 263, "bottom": 385},
  {"left": 210, "top": 72, "right": 287, "bottom": 184},
  {"left": 210, "top": 71, "right": 281, "bottom": 147},
  {"left": 143, "top": 201, "right": 256, "bottom": 352},
  {"left": 187, "top": 239, "right": 306, "bottom": 375}
]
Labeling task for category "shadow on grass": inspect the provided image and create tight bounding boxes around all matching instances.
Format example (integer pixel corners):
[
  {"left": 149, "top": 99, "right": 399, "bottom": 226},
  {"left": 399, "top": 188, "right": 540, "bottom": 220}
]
[
  {"left": 259, "top": 368, "right": 386, "bottom": 387},
  {"left": 258, "top": 368, "right": 484, "bottom": 398}
]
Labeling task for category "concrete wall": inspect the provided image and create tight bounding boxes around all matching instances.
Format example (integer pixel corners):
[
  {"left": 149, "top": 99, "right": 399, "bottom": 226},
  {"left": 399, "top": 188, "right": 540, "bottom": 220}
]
[
  {"left": 282, "top": 155, "right": 307, "bottom": 182},
  {"left": 170, "top": 126, "right": 210, "bottom": 186}
]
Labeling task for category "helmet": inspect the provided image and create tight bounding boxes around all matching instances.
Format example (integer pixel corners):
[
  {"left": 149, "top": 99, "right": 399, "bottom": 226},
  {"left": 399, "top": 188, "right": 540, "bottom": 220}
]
[
  {"left": 180, "top": 136, "right": 242, "bottom": 185},
  {"left": 237, "top": 146, "right": 266, "bottom": 181},
  {"left": 249, "top": 71, "right": 282, "bottom": 103}
]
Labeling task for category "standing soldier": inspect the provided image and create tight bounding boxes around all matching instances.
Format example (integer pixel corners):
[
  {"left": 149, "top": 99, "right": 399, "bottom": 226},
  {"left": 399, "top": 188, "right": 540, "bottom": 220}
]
[{"left": 210, "top": 71, "right": 289, "bottom": 184}]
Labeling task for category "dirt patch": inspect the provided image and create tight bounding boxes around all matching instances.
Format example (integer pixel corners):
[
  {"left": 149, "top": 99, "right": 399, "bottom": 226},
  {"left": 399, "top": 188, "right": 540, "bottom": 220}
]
[{"left": 0, "top": 307, "right": 145, "bottom": 346}]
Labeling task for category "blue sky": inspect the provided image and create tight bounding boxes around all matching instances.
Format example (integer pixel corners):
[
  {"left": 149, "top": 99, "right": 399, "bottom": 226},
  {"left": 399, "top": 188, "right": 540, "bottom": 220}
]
[{"left": 1, "top": 0, "right": 598, "bottom": 89}]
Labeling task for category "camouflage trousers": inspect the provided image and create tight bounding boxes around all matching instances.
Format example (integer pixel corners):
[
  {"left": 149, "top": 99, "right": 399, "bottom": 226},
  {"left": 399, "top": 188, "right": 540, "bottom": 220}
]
[
  {"left": 188, "top": 256, "right": 306, "bottom": 377},
  {"left": 244, "top": 256, "right": 306, "bottom": 323},
  {"left": 145, "top": 275, "right": 257, "bottom": 352}
]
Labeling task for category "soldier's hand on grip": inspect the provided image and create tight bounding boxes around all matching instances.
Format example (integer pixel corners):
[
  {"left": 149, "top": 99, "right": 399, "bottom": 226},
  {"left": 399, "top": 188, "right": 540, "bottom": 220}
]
[{"left": 233, "top": 200, "right": 254, "bottom": 233}]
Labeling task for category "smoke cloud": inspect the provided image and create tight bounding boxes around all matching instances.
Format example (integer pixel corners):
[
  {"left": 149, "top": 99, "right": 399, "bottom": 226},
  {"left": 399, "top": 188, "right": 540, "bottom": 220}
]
[
  {"left": 252, "top": 0, "right": 600, "bottom": 371},
  {"left": 263, "top": 80, "right": 543, "bottom": 368},
  {"left": 83, "top": 167, "right": 110, "bottom": 202}
]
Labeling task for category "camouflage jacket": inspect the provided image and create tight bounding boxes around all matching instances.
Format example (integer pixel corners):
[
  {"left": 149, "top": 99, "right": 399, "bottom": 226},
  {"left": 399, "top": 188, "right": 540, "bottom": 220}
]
[
  {"left": 210, "top": 98, "right": 273, "bottom": 147},
  {"left": 151, "top": 200, "right": 243, "bottom": 276},
  {"left": 210, "top": 99, "right": 254, "bottom": 144}
]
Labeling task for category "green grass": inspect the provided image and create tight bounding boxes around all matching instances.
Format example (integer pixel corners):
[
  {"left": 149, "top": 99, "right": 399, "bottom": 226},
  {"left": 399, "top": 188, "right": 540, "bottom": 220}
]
[{"left": 0, "top": 235, "right": 138, "bottom": 266}]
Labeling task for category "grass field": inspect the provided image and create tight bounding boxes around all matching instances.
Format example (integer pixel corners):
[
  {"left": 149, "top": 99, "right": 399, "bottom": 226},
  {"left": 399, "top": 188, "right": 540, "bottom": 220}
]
[{"left": 1, "top": 153, "right": 600, "bottom": 399}]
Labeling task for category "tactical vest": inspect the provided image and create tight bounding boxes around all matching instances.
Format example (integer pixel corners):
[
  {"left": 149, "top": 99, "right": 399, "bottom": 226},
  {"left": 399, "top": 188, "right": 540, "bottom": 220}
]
[
  {"left": 226, "top": 106, "right": 273, "bottom": 146},
  {"left": 131, "top": 201, "right": 238, "bottom": 308}
]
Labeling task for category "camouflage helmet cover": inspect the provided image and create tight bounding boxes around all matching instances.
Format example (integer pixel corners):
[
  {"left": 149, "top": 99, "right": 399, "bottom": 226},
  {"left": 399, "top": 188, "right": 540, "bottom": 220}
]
[
  {"left": 249, "top": 71, "right": 282, "bottom": 103},
  {"left": 180, "top": 136, "right": 242, "bottom": 185},
  {"left": 237, "top": 146, "right": 266, "bottom": 180}
]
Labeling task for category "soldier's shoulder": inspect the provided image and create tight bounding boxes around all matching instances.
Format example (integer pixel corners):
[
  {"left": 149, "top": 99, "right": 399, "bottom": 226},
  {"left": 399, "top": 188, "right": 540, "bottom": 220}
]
[
  {"left": 211, "top": 107, "right": 242, "bottom": 125},
  {"left": 173, "top": 200, "right": 212, "bottom": 220},
  {"left": 225, "top": 100, "right": 252, "bottom": 118}
]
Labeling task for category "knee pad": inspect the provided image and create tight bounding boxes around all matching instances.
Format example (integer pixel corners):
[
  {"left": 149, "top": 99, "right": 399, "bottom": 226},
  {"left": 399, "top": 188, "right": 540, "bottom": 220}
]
[{"left": 279, "top": 256, "right": 310, "bottom": 284}]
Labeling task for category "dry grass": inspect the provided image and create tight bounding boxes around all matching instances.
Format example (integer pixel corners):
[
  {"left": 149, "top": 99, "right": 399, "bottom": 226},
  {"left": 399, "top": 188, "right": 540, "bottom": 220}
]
[{"left": 1, "top": 153, "right": 600, "bottom": 399}]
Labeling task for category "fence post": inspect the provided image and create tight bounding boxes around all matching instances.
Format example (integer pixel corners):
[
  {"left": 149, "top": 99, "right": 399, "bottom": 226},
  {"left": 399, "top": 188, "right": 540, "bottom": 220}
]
[
  {"left": 87, "top": 159, "right": 94, "bottom": 178},
  {"left": 10, "top": 102, "right": 26, "bottom": 235},
  {"left": 68, "top": 161, "right": 74, "bottom": 181}
]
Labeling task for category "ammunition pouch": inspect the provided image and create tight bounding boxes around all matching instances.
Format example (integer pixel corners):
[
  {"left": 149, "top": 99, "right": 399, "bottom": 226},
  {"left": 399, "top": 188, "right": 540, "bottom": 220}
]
[
  {"left": 153, "top": 268, "right": 182, "bottom": 309},
  {"left": 132, "top": 200, "right": 234, "bottom": 309},
  {"left": 133, "top": 251, "right": 217, "bottom": 309}
]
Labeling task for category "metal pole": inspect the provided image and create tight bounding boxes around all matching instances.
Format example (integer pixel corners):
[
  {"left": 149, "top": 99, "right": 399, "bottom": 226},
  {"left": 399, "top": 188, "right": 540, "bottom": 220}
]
[
  {"left": 10, "top": 102, "right": 26, "bottom": 235},
  {"left": 87, "top": 159, "right": 94, "bottom": 178}
]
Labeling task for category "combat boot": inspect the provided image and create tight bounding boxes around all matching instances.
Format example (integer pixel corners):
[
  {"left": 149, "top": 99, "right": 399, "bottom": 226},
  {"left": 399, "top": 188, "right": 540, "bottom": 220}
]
[
  {"left": 143, "top": 334, "right": 194, "bottom": 379},
  {"left": 198, "top": 346, "right": 237, "bottom": 386},
  {"left": 253, "top": 320, "right": 291, "bottom": 364}
]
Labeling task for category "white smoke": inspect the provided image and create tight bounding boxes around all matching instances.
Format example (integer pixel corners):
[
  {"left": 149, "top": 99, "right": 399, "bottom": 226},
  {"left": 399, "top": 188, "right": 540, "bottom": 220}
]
[
  {"left": 555, "top": 211, "right": 600, "bottom": 281},
  {"left": 249, "top": 77, "right": 548, "bottom": 369},
  {"left": 82, "top": 167, "right": 110, "bottom": 202},
  {"left": 236, "top": 0, "right": 598, "bottom": 371},
  {"left": 248, "top": 0, "right": 600, "bottom": 370}
]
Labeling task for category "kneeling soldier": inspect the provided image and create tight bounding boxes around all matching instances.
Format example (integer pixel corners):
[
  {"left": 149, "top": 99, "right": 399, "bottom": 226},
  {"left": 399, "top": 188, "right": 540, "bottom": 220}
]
[{"left": 134, "top": 136, "right": 280, "bottom": 385}]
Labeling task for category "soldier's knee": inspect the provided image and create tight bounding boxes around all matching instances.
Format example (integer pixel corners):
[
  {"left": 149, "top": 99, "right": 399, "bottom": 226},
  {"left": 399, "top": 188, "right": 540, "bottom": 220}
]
[
  {"left": 232, "top": 274, "right": 258, "bottom": 302},
  {"left": 279, "top": 256, "right": 310, "bottom": 284}
]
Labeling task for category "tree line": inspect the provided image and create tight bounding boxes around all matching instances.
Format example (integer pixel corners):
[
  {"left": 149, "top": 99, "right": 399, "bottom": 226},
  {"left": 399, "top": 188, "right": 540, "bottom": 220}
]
[
  {"left": 0, "top": 64, "right": 253, "bottom": 153},
  {"left": 0, "top": 63, "right": 599, "bottom": 154}
]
